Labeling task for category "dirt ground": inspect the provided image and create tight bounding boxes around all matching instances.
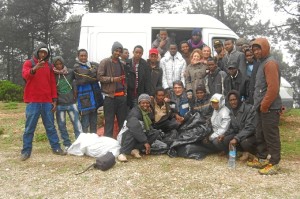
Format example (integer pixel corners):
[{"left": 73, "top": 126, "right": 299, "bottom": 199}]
[{"left": 0, "top": 103, "right": 300, "bottom": 198}]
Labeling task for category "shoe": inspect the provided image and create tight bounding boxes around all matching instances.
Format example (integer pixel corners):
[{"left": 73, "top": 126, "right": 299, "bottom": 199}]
[
  {"left": 239, "top": 152, "right": 249, "bottom": 161},
  {"left": 131, "top": 149, "right": 142, "bottom": 159},
  {"left": 118, "top": 154, "right": 128, "bottom": 162},
  {"left": 20, "top": 153, "right": 30, "bottom": 161},
  {"left": 259, "top": 164, "right": 280, "bottom": 175},
  {"left": 53, "top": 148, "right": 67, "bottom": 156},
  {"left": 64, "top": 146, "right": 70, "bottom": 153},
  {"left": 247, "top": 158, "right": 269, "bottom": 169}
]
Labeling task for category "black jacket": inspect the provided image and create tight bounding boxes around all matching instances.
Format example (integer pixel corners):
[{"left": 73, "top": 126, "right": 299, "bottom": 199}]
[
  {"left": 147, "top": 60, "right": 163, "bottom": 96},
  {"left": 125, "top": 58, "right": 151, "bottom": 108},
  {"left": 207, "top": 68, "right": 226, "bottom": 96},
  {"left": 226, "top": 103, "right": 256, "bottom": 142},
  {"left": 224, "top": 70, "right": 249, "bottom": 100}
]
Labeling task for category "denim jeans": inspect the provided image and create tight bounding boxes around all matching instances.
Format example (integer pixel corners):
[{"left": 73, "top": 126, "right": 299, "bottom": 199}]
[
  {"left": 56, "top": 104, "right": 83, "bottom": 147},
  {"left": 81, "top": 110, "right": 98, "bottom": 133},
  {"left": 22, "top": 103, "right": 61, "bottom": 155}
]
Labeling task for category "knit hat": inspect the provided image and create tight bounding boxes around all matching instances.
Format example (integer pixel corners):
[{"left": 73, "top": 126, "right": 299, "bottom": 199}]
[
  {"left": 39, "top": 47, "right": 48, "bottom": 53},
  {"left": 228, "top": 61, "right": 238, "bottom": 69},
  {"left": 191, "top": 28, "right": 202, "bottom": 36},
  {"left": 138, "top": 94, "right": 151, "bottom": 104},
  {"left": 111, "top": 41, "right": 123, "bottom": 54},
  {"left": 236, "top": 38, "right": 248, "bottom": 46}
]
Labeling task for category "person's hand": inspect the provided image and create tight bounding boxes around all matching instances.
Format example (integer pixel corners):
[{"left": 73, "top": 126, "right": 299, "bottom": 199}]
[
  {"left": 159, "top": 39, "right": 167, "bottom": 48},
  {"left": 144, "top": 143, "right": 151, "bottom": 155},
  {"left": 217, "top": 135, "right": 225, "bottom": 143},
  {"left": 164, "top": 97, "right": 170, "bottom": 102},
  {"left": 113, "top": 75, "right": 125, "bottom": 83},
  {"left": 175, "top": 114, "right": 184, "bottom": 124},
  {"left": 32, "top": 60, "right": 46, "bottom": 73},
  {"left": 229, "top": 138, "right": 238, "bottom": 146},
  {"left": 51, "top": 101, "right": 57, "bottom": 112}
]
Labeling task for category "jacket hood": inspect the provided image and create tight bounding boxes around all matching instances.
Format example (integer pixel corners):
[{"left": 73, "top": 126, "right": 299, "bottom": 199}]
[
  {"left": 252, "top": 38, "right": 270, "bottom": 59},
  {"left": 33, "top": 42, "right": 50, "bottom": 61},
  {"left": 52, "top": 56, "right": 65, "bottom": 66},
  {"left": 210, "top": 93, "right": 225, "bottom": 108}
]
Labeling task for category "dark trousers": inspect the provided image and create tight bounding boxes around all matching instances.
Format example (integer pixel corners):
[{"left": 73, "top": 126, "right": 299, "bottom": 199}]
[
  {"left": 239, "top": 135, "right": 256, "bottom": 155},
  {"left": 256, "top": 110, "right": 281, "bottom": 165},
  {"left": 120, "top": 130, "right": 159, "bottom": 154},
  {"left": 103, "top": 96, "right": 127, "bottom": 138}
]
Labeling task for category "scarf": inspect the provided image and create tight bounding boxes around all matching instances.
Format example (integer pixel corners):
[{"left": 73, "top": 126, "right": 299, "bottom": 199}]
[
  {"left": 189, "top": 39, "right": 205, "bottom": 49},
  {"left": 75, "top": 58, "right": 92, "bottom": 68},
  {"left": 139, "top": 106, "right": 152, "bottom": 131},
  {"left": 53, "top": 66, "right": 68, "bottom": 75}
]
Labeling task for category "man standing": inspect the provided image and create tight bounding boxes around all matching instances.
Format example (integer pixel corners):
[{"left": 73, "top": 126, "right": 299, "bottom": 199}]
[
  {"left": 206, "top": 58, "right": 226, "bottom": 96},
  {"left": 98, "top": 41, "right": 127, "bottom": 138},
  {"left": 147, "top": 48, "right": 163, "bottom": 96},
  {"left": 213, "top": 40, "right": 226, "bottom": 71},
  {"left": 247, "top": 38, "right": 282, "bottom": 175},
  {"left": 125, "top": 45, "right": 151, "bottom": 109},
  {"left": 160, "top": 43, "right": 186, "bottom": 89},
  {"left": 21, "top": 42, "right": 65, "bottom": 161},
  {"left": 223, "top": 39, "right": 247, "bottom": 77}
]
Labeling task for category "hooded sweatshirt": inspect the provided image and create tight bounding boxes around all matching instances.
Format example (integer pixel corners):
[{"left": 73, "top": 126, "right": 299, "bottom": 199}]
[
  {"left": 53, "top": 56, "right": 76, "bottom": 106},
  {"left": 209, "top": 93, "right": 231, "bottom": 141},
  {"left": 22, "top": 43, "right": 57, "bottom": 103},
  {"left": 252, "top": 38, "right": 282, "bottom": 112}
]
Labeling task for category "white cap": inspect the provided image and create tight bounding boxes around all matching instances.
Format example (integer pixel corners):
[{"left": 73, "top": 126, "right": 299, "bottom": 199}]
[{"left": 39, "top": 47, "right": 48, "bottom": 53}]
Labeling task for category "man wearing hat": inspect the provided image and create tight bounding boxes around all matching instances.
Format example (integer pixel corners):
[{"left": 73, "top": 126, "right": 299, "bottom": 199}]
[
  {"left": 187, "top": 28, "right": 206, "bottom": 50},
  {"left": 117, "top": 94, "right": 160, "bottom": 162},
  {"left": 21, "top": 42, "right": 65, "bottom": 161},
  {"left": 98, "top": 41, "right": 127, "bottom": 138},
  {"left": 223, "top": 61, "right": 249, "bottom": 100},
  {"left": 147, "top": 48, "right": 163, "bottom": 96},
  {"left": 213, "top": 40, "right": 226, "bottom": 71}
]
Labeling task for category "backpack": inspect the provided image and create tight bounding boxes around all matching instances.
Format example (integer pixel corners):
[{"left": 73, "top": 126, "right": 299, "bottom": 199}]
[{"left": 75, "top": 152, "right": 116, "bottom": 175}]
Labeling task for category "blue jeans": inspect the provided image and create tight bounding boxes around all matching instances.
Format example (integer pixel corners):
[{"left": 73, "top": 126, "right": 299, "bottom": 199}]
[
  {"left": 22, "top": 103, "right": 61, "bottom": 155},
  {"left": 81, "top": 110, "right": 98, "bottom": 133},
  {"left": 56, "top": 104, "right": 83, "bottom": 147}
]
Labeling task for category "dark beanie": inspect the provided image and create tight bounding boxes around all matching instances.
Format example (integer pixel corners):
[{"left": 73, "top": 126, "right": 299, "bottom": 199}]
[
  {"left": 111, "top": 41, "right": 123, "bottom": 54},
  {"left": 196, "top": 85, "right": 206, "bottom": 93},
  {"left": 192, "top": 28, "right": 202, "bottom": 36}
]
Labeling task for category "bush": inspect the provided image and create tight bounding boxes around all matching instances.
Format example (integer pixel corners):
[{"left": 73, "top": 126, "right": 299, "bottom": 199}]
[{"left": 0, "top": 81, "right": 23, "bottom": 102}]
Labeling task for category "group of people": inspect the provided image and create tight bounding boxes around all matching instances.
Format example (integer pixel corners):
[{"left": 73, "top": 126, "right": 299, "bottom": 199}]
[{"left": 21, "top": 28, "right": 282, "bottom": 175}]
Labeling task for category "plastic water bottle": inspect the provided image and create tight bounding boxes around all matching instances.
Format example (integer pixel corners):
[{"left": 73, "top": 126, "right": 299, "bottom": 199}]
[{"left": 228, "top": 144, "right": 236, "bottom": 169}]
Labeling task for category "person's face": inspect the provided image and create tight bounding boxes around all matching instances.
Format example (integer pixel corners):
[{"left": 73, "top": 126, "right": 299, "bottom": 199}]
[
  {"left": 214, "top": 45, "right": 223, "bottom": 54},
  {"left": 211, "top": 101, "right": 219, "bottom": 110},
  {"left": 149, "top": 53, "right": 158, "bottom": 63},
  {"left": 202, "top": 47, "right": 211, "bottom": 59},
  {"left": 242, "top": 44, "right": 249, "bottom": 53},
  {"left": 252, "top": 46, "right": 262, "bottom": 60},
  {"left": 180, "top": 43, "right": 190, "bottom": 54},
  {"left": 192, "top": 34, "right": 200, "bottom": 42},
  {"left": 224, "top": 40, "right": 234, "bottom": 53},
  {"left": 38, "top": 50, "right": 48, "bottom": 61},
  {"left": 169, "top": 45, "right": 177, "bottom": 56},
  {"left": 192, "top": 52, "right": 201, "bottom": 62},
  {"left": 112, "top": 48, "right": 122, "bottom": 59},
  {"left": 155, "top": 91, "right": 165, "bottom": 104},
  {"left": 245, "top": 51, "right": 254, "bottom": 63},
  {"left": 121, "top": 49, "right": 129, "bottom": 60},
  {"left": 173, "top": 84, "right": 183, "bottom": 96},
  {"left": 54, "top": 60, "right": 63, "bottom": 70},
  {"left": 159, "top": 31, "right": 168, "bottom": 40},
  {"left": 78, "top": 51, "right": 88, "bottom": 63},
  {"left": 196, "top": 90, "right": 205, "bottom": 100},
  {"left": 133, "top": 47, "right": 143, "bottom": 61},
  {"left": 139, "top": 100, "right": 150, "bottom": 111},
  {"left": 229, "top": 94, "right": 238, "bottom": 109},
  {"left": 207, "top": 61, "right": 217, "bottom": 72},
  {"left": 228, "top": 67, "right": 238, "bottom": 76}
]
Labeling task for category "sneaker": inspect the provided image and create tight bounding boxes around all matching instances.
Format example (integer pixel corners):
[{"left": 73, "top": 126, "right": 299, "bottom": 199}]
[
  {"left": 259, "top": 164, "right": 280, "bottom": 175},
  {"left": 118, "top": 154, "right": 128, "bottom": 162},
  {"left": 247, "top": 158, "right": 269, "bottom": 169},
  {"left": 20, "top": 153, "right": 30, "bottom": 161},
  {"left": 131, "top": 149, "right": 142, "bottom": 159},
  {"left": 53, "top": 148, "right": 67, "bottom": 156},
  {"left": 239, "top": 152, "right": 249, "bottom": 161}
]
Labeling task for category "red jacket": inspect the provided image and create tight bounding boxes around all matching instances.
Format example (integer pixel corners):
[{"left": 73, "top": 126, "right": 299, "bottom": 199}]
[{"left": 22, "top": 57, "right": 57, "bottom": 103}]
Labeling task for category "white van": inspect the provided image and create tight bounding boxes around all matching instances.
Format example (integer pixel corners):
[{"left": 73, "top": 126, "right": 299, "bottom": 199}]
[
  {"left": 78, "top": 13, "right": 238, "bottom": 62},
  {"left": 79, "top": 13, "right": 294, "bottom": 108}
]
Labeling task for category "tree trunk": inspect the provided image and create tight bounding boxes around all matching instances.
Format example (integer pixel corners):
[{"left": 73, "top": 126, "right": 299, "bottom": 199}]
[
  {"left": 133, "top": 0, "right": 141, "bottom": 13},
  {"left": 6, "top": 46, "right": 11, "bottom": 81},
  {"left": 220, "top": 0, "right": 225, "bottom": 22},
  {"left": 142, "top": 0, "right": 151, "bottom": 13},
  {"left": 112, "top": 0, "right": 123, "bottom": 12}
]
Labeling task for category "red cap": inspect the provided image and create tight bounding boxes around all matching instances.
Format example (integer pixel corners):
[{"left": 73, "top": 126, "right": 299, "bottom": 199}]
[{"left": 149, "top": 48, "right": 159, "bottom": 55}]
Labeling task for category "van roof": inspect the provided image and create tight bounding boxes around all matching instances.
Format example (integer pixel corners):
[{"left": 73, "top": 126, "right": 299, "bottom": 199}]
[{"left": 81, "top": 13, "right": 231, "bottom": 30}]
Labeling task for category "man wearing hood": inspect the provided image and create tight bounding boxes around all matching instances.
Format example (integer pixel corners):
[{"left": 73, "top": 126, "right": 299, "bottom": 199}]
[
  {"left": 227, "top": 90, "right": 256, "bottom": 161},
  {"left": 160, "top": 43, "right": 186, "bottom": 89},
  {"left": 187, "top": 28, "right": 206, "bottom": 51},
  {"left": 98, "top": 41, "right": 127, "bottom": 138},
  {"left": 21, "top": 43, "right": 65, "bottom": 161},
  {"left": 53, "top": 56, "right": 83, "bottom": 151},
  {"left": 247, "top": 38, "right": 282, "bottom": 175}
]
